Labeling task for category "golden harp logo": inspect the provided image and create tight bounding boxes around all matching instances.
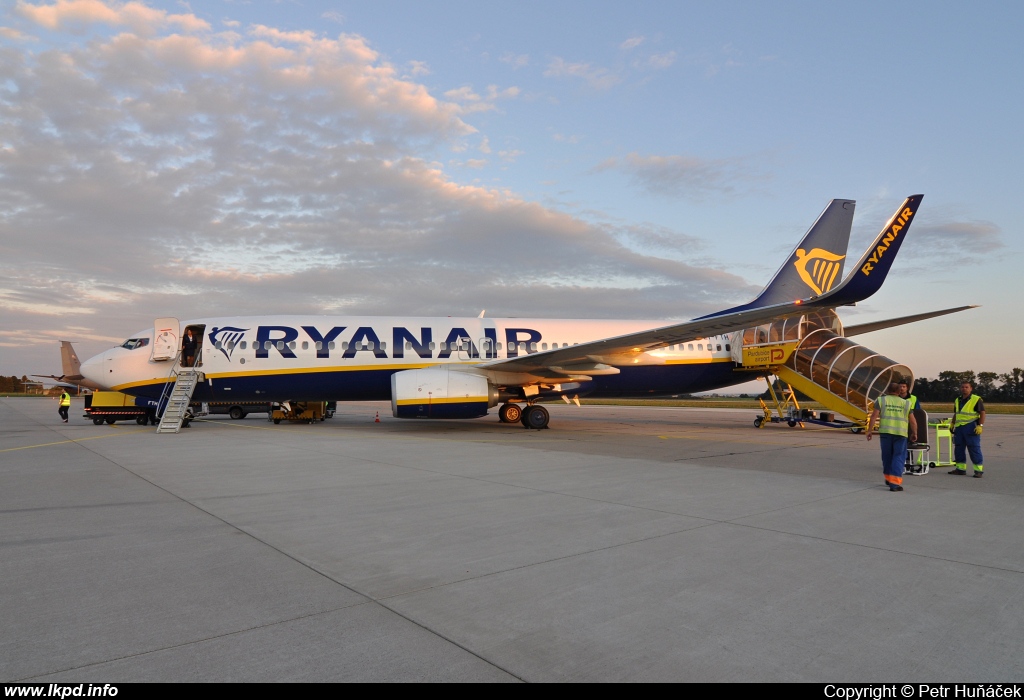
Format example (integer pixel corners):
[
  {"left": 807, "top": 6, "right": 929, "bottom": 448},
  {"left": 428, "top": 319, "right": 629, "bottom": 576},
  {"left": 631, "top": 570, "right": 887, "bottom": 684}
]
[{"left": 793, "top": 248, "right": 845, "bottom": 296}]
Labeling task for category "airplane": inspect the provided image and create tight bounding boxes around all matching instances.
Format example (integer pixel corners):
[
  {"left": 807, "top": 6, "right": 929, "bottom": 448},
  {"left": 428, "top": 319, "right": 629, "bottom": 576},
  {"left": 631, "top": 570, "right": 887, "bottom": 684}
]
[
  {"left": 79, "top": 194, "right": 976, "bottom": 429},
  {"left": 32, "top": 341, "right": 104, "bottom": 391}
]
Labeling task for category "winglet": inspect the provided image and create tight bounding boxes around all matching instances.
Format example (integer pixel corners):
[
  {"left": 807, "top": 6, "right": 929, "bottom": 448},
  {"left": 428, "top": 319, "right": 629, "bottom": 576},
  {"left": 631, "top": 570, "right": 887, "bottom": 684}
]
[{"left": 820, "top": 195, "right": 924, "bottom": 306}]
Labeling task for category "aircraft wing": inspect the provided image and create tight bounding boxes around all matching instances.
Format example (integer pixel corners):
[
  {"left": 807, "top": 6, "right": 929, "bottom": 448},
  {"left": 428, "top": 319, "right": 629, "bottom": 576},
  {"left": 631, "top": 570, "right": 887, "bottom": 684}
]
[
  {"left": 843, "top": 306, "right": 978, "bottom": 337},
  {"left": 479, "top": 194, "right": 923, "bottom": 376}
]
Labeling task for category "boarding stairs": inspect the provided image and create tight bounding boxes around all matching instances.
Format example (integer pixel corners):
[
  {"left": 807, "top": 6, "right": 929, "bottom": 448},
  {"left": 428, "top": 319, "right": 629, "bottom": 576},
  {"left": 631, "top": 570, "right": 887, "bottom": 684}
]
[
  {"left": 733, "top": 311, "right": 913, "bottom": 427},
  {"left": 156, "top": 367, "right": 202, "bottom": 434}
]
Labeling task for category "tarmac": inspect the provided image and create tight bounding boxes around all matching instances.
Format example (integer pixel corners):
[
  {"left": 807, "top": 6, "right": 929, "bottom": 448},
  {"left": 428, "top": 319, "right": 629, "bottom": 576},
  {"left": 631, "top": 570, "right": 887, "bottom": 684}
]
[{"left": 2, "top": 396, "right": 1022, "bottom": 682}]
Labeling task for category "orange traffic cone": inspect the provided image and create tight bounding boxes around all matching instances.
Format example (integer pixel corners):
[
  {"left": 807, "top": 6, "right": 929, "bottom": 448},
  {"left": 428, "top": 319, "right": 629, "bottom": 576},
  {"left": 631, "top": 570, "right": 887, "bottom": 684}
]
[{"left": 374, "top": 411, "right": 380, "bottom": 423}]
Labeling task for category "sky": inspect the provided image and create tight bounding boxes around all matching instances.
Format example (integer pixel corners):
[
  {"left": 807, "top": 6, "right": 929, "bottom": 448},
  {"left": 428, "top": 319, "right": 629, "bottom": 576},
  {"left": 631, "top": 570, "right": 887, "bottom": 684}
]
[{"left": 1, "top": 0, "right": 1021, "bottom": 388}]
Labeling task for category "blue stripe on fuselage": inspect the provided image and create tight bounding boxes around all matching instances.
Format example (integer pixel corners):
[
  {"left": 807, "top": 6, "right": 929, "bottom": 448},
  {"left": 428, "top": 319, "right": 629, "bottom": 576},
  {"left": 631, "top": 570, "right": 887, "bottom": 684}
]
[{"left": 125, "top": 361, "right": 739, "bottom": 404}]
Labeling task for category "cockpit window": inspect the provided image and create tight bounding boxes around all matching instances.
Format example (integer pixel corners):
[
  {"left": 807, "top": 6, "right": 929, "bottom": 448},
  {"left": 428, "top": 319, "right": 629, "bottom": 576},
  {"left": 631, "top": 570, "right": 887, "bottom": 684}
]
[{"left": 120, "top": 338, "right": 150, "bottom": 350}]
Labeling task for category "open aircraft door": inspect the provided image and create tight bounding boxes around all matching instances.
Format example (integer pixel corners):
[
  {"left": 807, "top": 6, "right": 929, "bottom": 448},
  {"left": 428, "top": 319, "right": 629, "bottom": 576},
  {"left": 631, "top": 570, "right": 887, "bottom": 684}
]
[{"left": 152, "top": 317, "right": 179, "bottom": 362}]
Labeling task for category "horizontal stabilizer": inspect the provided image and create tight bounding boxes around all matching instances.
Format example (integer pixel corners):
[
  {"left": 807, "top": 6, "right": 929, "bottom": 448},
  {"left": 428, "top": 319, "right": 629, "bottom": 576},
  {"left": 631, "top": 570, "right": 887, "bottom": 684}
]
[{"left": 844, "top": 305, "right": 978, "bottom": 337}]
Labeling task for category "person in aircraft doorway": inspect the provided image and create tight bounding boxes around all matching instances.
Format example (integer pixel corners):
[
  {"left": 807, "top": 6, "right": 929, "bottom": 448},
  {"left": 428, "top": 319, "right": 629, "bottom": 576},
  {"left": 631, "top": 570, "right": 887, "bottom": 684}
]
[
  {"left": 181, "top": 328, "right": 197, "bottom": 368},
  {"left": 866, "top": 382, "right": 918, "bottom": 492}
]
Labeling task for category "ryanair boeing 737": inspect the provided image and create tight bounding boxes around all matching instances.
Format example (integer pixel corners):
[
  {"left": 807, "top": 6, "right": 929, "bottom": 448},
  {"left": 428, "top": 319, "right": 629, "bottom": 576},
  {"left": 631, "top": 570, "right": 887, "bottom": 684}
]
[{"left": 79, "top": 195, "right": 974, "bottom": 430}]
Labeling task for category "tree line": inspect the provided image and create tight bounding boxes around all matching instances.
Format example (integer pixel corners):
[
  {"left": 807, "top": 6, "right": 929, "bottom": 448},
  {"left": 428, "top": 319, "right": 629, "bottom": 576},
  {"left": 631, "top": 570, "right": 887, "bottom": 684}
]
[
  {"left": 0, "top": 376, "right": 70, "bottom": 395},
  {"left": 911, "top": 369, "right": 1023, "bottom": 402}
]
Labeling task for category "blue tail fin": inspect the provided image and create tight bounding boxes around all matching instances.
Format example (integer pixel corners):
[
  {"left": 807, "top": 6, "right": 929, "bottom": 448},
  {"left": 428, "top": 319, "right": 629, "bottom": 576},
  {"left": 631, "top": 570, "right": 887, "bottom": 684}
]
[
  {"left": 751, "top": 198, "right": 855, "bottom": 305},
  {"left": 700, "top": 198, "right": 855, "bottom": 318}
]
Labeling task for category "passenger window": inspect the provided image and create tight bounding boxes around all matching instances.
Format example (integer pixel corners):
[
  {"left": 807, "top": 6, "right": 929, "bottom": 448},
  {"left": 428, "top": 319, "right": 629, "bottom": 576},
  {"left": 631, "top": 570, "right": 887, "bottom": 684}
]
[
  {"left": 315, "top": 341, "right": 322, "bottom": 350},
  {"left": 276, "top": 341, "right": 284, "bottom": 350},
  {"left": 717, "top": 344, "right": 722, "bottom": 351},
  {"left": 529, "top": 342, "right": 537, "bottom": 352},
  {"left": 688, "top": 344, "right": 694, "bottom": 351},
  {"left": 542, "top": 343, "right": 548, "bottom": 350},
  {"left": 289, "top": 341, "right": 296, "bottom": 350},
  {"left": 405, "top": 342, "right": 412, "bottom": 350},
  {"left": 508, "top": 342, "right": 516, "bottom": 352},
  {"left": 428, "top": 341, "right": 436, "bottom": 350},
  {"left": 497, "top": 342, "right": 503, "bottom": 350},
  {"left": 215, "top": 341, "right": 222, "bottom": 349},
  {"left": 697, "top": 344, "right": 703, "bottom": 351},
  {"left": 240, "top": 341, "right": 247, "bottom": 350},
  {"left": 725, "top": 344, "right": 731, "bottom": 351},
  {"left": 381, "top": 342, "right": 386, "bottom": 351},
  {"left": 302, "top": 341, "right": 308, "bottom": 350}
]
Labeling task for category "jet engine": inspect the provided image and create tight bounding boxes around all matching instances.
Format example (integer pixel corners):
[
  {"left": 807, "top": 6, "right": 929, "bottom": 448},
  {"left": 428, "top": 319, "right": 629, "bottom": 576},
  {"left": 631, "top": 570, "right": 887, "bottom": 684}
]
[{"left": 391, "top": 367, "right": 500, "bottom": 419}]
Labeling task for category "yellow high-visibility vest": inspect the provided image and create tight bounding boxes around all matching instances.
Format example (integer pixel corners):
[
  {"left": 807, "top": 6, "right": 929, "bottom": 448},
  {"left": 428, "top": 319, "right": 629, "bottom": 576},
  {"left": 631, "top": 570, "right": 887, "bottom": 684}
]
[
  {"left": 953, "top": 394, "right": 982, "bottom": 428},
  {"left": 876, "top": 395, "right": 910, "bottom": 437},
  {"left": 60, "top": 393, "right": 71, "bottom": 406}
]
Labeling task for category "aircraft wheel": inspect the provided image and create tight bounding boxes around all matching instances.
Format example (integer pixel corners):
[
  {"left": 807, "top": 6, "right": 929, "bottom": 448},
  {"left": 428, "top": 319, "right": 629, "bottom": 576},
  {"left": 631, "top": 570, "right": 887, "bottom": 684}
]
[
  {"left": 93, "top": 418, "right": 103, "bottom": 425},
  {"left": 499, "top": 403, "right": 522, "bottom": 423},
  {"left": 229, "top": 407, "right": 244, "bottom": 420},
  {"left": 753, "top": 416, "right": 763, "bottom": 428},
  {"left": 787, "top": 419, "right": 797, "bottom": 427},
  {"left": 273, "top": 418, "right": 281, "bottom": 424},
  {"left": 523, "top": 405, "right": 549, "bottom": 430}
]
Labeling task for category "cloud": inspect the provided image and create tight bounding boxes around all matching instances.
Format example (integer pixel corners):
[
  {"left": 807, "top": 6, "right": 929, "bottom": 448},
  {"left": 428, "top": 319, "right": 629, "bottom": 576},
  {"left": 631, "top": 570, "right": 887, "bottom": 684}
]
[
  {"left": 595, "top": 153, "right": 760, "bottom": 199},
  {"left": 647, "top": 51, "right": 676, "bottom": 69},
  {"left": 321, "top": 10, "right": 344, "bottom": 24},
  {"left": 898, "top": 219, "right": 1004, "bottom": 270},
  {"left": 620, "top": 36, "right": 645, "bottom": 51},
  {"left": 443, "top": 84, "right": 519, "bottom": 113},
  {"left": 407, "top": 60, "right": 430, "bottom": 76},
  {"left": 544, "top": 57, "right": 621, "bottom": 90},
  {"left": 553, "top": 133, "right": 583, "bottom": 144},
  {"left": 0, "top": 1, "right": 759, "bottom": 375},
  {"left": 17, "top": 0, "right": 211, "bottom": 33},
  {"left": 499, "top": 52, "right": 529, "bottom": 69},
  {"left": 0, "top": 26, "right": 37, "bottom": 40}
]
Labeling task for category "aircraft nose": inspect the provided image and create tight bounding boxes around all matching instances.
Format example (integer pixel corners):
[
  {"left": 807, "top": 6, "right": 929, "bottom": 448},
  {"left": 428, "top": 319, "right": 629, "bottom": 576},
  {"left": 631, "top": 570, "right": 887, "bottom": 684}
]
[{"left": 80, "top": 351, "right": 108, "bottom": 387}]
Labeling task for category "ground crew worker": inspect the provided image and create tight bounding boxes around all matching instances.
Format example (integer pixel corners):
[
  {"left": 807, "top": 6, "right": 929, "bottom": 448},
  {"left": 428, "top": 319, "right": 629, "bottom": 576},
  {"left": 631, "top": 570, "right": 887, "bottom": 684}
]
[
  {"left": 58, "top": 390, "right": 71, "bottom": 423},
  {"left": 949, "top": 380, "right": 985, "bottom": 477},
  {"left": 898, "top": 380, "right": 919, "bottom": 410},
  {"left": 866, "top": 382, "right": 918, "bottom": 492}
]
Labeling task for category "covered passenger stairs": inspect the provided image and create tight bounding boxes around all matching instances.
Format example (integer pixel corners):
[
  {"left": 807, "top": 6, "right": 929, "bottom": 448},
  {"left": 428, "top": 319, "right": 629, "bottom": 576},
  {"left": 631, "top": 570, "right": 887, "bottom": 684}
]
[{"left": 733, "top": 311, "right": 913, "bottom": 427}]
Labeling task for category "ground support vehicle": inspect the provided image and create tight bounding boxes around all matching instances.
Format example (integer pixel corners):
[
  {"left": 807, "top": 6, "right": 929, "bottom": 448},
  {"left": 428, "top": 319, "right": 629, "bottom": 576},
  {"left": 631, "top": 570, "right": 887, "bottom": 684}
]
[
  {"left": 84, "top": 391, "right": 159, "bottom": 425},
  {"left": 269, "top": 401, "right": 327, "bottom": 424}
]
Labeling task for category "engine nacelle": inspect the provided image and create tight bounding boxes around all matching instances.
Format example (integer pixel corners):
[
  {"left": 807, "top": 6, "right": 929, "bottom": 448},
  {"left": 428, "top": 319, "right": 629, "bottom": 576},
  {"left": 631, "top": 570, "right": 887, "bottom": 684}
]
[{"left": 391, "top": 368, "right": 497, "bottom": 419}]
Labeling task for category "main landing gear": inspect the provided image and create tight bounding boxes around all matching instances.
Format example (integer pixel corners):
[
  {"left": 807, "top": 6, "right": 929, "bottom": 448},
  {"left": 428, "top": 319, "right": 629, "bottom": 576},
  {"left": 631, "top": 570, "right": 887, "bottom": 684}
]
[
  {"left": 499, "top": 402, "right": 550, "bottom": 429},
  {"left": 498, "top": 403, "right": 522, "bottom": 423}
]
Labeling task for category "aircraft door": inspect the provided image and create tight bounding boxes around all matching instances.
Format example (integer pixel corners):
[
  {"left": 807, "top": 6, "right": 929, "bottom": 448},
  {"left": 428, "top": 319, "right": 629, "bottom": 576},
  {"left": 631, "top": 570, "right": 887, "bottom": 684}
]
[{"left": 152, "top": 317, "right": 179, "bottom": 362}]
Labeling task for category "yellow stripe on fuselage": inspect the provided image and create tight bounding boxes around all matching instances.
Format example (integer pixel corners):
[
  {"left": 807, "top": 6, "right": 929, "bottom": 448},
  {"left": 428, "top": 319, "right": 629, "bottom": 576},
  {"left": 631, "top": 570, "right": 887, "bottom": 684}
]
[
  {"left": 110, "top": 356, "right": 732, "bottom": 392},
  {"left": 395, "top": 397, "right": 489, "bottom": 406}
]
